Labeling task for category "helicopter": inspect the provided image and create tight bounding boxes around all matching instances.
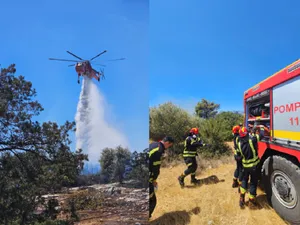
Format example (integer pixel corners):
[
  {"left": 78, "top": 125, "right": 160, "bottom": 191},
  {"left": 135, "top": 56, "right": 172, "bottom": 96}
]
[{"left": 49, "top": 50, "right": 125, "bottom": 84}]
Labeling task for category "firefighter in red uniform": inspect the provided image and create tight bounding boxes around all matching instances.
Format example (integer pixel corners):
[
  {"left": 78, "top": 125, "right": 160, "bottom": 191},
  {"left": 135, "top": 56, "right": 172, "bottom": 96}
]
[
  {"left": 178, "top": 128, "right": 208, "bottom": 187},
  {"left": 232, "top": 123, "right": 243, "bottom": 189},
  {"left": 237, "top": 125, "right": 265, "bottom": 207}
]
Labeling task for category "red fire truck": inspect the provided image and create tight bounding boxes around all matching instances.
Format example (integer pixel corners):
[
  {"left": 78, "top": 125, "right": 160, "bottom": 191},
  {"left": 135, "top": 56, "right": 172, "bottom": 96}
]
[{"left": 243, "top": 59, "right": 300, "bottom": 224}]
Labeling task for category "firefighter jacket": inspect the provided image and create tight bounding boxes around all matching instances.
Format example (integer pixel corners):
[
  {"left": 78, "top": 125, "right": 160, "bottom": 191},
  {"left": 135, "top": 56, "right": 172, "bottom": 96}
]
[
  {"left": 183, "top": 135, "right": 205, "bottom": 158},
  {"left": 149, "top": 141, "right": 165, "bottom": 183},
  {"left": 237, "top": 127, "right": 265, "bottom": 168},
  {"left": 233, "top": 134, "right": 240, "bottom": 156}
]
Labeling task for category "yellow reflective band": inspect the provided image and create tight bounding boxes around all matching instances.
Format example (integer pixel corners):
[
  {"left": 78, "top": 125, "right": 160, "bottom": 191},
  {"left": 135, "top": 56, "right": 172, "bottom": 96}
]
[
  {"left": 242, "top": 139, "right": 259, "bottom": 166},
  {"left": 183, "top": 151, "right": 197, "bottom": 154},
  {"left": 242, "top": 158, "right": 260, "bottom": 168},
  {"left": 149, "top": 193, "right": 154, "bottom": 198},
  {"left": 187, "top": 163, "right": 193, "bottom": 167},
  {"left": 153, "top": 161, "right": 161, "bottom": 166},
  {"left": 149, "top": 147, "right": 159, "bottom": 157},
  {"left": 191, "top": 172, "right": 195, "bottom": 175},
  {"left": 238, "top": 142, "right": 243, "bottom": 158},
  {"left": 184, "top": 137, "right": 197, "bottom": 149},
  {"left": 183, "top": 154, "right": 197, "bottom": 157},
  {"left": 240, "top": 187, "right": 247, "bottom": 194},
  {"left": 239, "top": 139, "right": 260, "bottom": 168},
  {"left": 255, "top": 134, "right": 260, "bottom": 142},
  {"left": 249, "top": 193, "right": 255, "bottom": 199},
  {"left": 243, "top": 156, "right": 259, "bottom": 164}
]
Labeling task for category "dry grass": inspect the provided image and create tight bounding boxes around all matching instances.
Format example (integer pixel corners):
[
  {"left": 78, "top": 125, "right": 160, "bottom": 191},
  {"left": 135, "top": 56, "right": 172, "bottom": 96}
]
[
  {"left": 162, "top": 142, "right": 234, "bottom": 172},
  {"left": 150, "top": 143, "right": 289, "bottom": 225}
]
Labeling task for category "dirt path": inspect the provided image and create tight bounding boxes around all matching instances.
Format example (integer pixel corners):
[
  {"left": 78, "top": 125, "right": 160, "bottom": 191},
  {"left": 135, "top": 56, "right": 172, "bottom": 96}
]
[{"left": 149, "top": 162, "right": 289, "bottom": 225}]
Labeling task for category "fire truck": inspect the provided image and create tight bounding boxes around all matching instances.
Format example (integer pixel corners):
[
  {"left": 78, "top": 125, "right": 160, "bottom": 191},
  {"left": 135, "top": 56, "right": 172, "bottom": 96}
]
[{"left": 243, "top": 59, "right": 300, "bottom": 224}]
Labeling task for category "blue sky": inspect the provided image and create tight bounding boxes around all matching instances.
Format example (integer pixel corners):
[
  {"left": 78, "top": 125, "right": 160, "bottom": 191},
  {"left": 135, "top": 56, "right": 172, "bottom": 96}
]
[
  {"left": 150, "top": 0, "right": 300, "bottom": 114},
  {"left": 1, "top": 0, "right": 148, "bottom": 153}
]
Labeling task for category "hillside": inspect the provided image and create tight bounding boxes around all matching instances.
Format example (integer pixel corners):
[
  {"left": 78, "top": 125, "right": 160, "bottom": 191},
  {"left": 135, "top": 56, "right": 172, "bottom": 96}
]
[
  {"left": 149, "top": 153, "right": 289, "bottom": 225},
  {"left": 38, "top": 182, "right": 148, "bottom": 225}
]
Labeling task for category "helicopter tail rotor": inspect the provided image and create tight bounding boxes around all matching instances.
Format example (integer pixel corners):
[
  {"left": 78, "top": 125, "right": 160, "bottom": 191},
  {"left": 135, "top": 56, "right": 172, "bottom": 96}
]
[{"left": 100, "top": 68, "right": 105, "bottom": 80}]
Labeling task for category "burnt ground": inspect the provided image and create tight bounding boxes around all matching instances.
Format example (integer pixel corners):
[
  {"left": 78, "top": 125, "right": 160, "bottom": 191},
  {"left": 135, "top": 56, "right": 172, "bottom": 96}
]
[{"left": 40, "top": 181, "right": 149, "bottom": 225}]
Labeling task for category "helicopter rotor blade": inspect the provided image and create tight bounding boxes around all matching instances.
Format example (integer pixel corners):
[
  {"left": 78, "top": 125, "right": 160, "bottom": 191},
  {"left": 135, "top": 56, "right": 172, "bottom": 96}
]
[
  {"left": 49, "top": 58, "right": 79, "bottom": 62},
  {"left": 94, "top": 58, "right": 125, "bottom": 63},
  {"left": 105, "top": 57, "right": 125, "bottom": 61},
  {"left": 90, "top": 50, "right": 107, "bottom": 61},
  {"left": 68, "top": 64, "right": 76, "bottom": 67},
  {"left": 92, "top": 63, "right": 106, "bottom": 67},
  {"left": 66, "top": 51, "right": 83, "bottom": 60}
]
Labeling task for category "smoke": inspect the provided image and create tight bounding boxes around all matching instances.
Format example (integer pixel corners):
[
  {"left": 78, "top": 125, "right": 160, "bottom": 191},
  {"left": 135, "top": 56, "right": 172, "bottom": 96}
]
[{"left": 75, "top": 77, "right": 129, "bottom": 163}]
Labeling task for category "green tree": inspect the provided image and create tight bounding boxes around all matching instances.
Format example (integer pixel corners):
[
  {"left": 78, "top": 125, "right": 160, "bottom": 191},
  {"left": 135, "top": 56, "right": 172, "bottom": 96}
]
[
  {"left": 195, "top": 99, "right": 220, "bottom": 119},
  {"left": 198, "top": 118, "right": 232, "bottom": 158},
  {"left": 99, "top": 147, "right": 116, "bottom": 183},
  {"left": 113, "top": 146, "right": 131, "bottom": 184},
  {"left": 149, "top": 102, "right": 201, "bottom": 154},
  {"left": 0, "top": 64, "right": 88, "bottom": 224},
  {"left": 127, "top": 148, "right": 148, "bottom": 188},
  {"left": 215, "top": 111, "right": 244, "bottom": 141},
  {"left": 99, "top": 146, "right": 131, "bottom": 184}
]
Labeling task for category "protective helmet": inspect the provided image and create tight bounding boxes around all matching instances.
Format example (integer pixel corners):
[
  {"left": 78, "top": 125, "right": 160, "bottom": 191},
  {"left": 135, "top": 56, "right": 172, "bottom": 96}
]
[
  {"left": 239, "top": 123, "right": 243, "bottom": 127},
  {"left": 232, "top": 125, "right": 240, "bottom": 134},
  {"left": 239, "top": 127, "right": 248, "bottom": 137},
  {"left": 190, "top": 128, "right": 199, "bottom": 135}
]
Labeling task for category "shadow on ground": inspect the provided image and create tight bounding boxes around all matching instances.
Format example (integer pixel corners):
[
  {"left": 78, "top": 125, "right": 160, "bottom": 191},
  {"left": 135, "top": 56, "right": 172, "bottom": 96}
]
[
  {"left": 245, "top": 194, "right": 272, "bottom": 210},
  {"left": 184, "top": 175, "right": 225, "bottom": 188},
  {"left": 149, "top": 207, "right": 200, "bottom": 225}
]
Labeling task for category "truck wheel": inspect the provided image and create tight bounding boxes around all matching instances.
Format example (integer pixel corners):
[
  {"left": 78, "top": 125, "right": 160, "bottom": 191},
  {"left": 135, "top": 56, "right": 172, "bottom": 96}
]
[{"left": 262, "top": 155, "right": 300, "bottom": 224}]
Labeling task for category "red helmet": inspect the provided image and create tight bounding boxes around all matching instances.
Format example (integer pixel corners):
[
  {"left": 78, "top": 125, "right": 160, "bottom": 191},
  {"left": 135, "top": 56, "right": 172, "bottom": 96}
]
[
  {"left": 232, "top": 125, "right": 240, "bottom": 134},
  {"left": 190, "top": 128, "right": 199, "bottom": 135},
  {"left": 239, "top": 127, "right": 248, "bottom": 137}
]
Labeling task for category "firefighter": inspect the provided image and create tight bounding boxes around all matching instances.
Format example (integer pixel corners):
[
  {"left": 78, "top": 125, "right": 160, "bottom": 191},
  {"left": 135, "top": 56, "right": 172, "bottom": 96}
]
[
  {"left": 232, "top": 123, "right": 243, "bottom": 189},
  {"left": 237, "top": 125, "right": 265, "bottom": 207},
  {"left": 178, "top": 128, "right": 208, "bottom": 187},
  {"left": 149, "top": 136, "right": 174, "bottom": 219}
]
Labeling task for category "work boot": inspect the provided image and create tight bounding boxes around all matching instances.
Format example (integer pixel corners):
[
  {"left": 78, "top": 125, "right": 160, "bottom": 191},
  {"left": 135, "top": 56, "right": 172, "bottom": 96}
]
[
  {"left": 232, "top": 178, "right": 239, "bottom": 188},
  {"left": 178, "top": 175, "right": 185, "bottom": 188},
  {"left": 239, "top": 193, "right": 245, "bottom": 208},
  {"left": 249, "top": 197, "right": 257, "bottom": 207}
]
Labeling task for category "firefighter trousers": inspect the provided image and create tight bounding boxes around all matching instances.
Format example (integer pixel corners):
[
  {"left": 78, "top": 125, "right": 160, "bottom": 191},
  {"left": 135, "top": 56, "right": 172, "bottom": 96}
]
[
  {"left": 184, "top": 157, "right": 197, "bottom": 180},
  {"left": 149, "top": 182, "right": 156, "bottom": 218},
  {"left": 240, "top": 166, "right": 259, "bottom": 198},
  {"left": 234, "top": 154, "right": 243, "bottom": 182}
]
